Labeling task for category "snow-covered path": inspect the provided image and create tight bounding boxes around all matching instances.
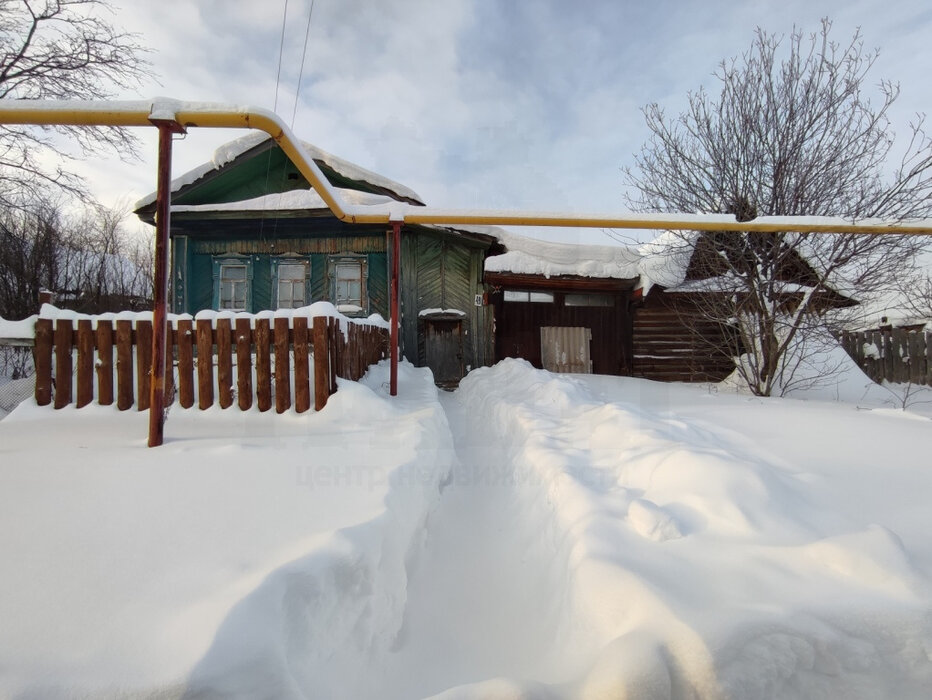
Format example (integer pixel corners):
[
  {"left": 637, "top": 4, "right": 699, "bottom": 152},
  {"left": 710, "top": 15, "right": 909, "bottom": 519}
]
[{"left": 371, "top": 390, "right": 575, "bottom": 698}]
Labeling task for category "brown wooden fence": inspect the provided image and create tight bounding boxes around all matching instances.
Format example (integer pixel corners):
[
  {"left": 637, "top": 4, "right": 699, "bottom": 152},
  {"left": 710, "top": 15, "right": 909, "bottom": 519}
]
[
  {"left": 840, "top": 329, "right": 932, "bottom": 386},
  {"left": 32, "top": 314, "right": 388, "bottom": 413}
]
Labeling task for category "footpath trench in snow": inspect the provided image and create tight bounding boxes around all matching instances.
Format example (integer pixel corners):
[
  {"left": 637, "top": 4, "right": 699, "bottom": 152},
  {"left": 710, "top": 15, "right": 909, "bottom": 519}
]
[{"left": 367, "top": 390, "right": 581, "bottom": 698}]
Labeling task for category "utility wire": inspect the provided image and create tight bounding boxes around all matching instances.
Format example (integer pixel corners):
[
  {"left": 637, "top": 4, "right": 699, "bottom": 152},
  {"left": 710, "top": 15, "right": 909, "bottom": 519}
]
[
  {"left": 262, "top": 0, "right": 291, "bottom": 251},
  {"left": 272, "top": 0, "right": 290, "bottom": 113},
  {"left": 290, "top": 0, "right": 316, "bottom": 129}
]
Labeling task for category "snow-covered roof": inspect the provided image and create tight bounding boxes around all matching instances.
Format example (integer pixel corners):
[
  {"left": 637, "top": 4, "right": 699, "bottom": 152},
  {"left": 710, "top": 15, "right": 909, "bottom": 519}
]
[
  {"left": 135, "top": 132, "right": 423, "bottom": 210},
  {"left": 483, "top": 229, "right": 641, "bottom": 280},
  {"left": 636, "top": 231, "right": 699, "bottom": 290},
  {"left": 170, "top": 187, "right": 396, "bottom": 214}
]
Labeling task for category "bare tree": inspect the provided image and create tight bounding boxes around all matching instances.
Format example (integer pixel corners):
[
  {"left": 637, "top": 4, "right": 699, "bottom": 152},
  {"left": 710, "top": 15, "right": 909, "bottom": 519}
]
[
  {"left": 0, "top": 197, "right": 62, "bottom": 320},
  {"left": 0, "top": 0, "right": 150, "bottom": 207},
  {"left": 625, "top": 20, "right": 932, "bottom": 396},
  {"left": 0, "top": 197, "right": 152, "bottom": 321}
]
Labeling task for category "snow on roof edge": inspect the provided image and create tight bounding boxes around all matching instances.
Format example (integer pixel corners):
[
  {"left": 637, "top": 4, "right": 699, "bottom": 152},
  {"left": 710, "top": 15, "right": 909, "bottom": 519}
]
[{"left": 134, "top": 132, "right": 423, "bottom": 211}]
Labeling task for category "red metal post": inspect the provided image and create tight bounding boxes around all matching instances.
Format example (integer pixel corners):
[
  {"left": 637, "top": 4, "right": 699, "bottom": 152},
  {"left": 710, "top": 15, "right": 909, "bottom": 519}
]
[
  {"left": 148, "top": 120, "right": 183, "bottom": 447},
  {"left": 390, "top": 220, "right": 401, "bottom": 396}
]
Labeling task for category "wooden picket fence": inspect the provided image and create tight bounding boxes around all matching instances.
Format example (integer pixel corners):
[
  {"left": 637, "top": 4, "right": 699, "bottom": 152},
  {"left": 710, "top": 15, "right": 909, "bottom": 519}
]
[
  {"left": 32, "top": 314, "right": 388, "bottom": 413},
  {"left": 840, "top": 329, "right": 932, "bottom": 386}
]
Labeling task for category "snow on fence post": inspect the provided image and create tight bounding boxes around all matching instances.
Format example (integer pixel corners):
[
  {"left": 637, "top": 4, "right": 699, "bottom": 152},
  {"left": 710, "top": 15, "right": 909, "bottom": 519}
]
[
  {"left": 313, "top": 315, "right": 329, "bottom": 411},
  {"left": 34, "top": 319, "right": 53, "bottom": 406}
]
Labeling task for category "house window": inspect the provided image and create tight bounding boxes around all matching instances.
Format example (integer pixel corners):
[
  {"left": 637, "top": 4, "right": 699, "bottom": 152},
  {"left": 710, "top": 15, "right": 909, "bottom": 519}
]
[
  {"left": 564, "top": 293, "right": 614, "bottom": 307},
  {"left": 212, "top": 256, "right": 253, "bottom": 312},
  {"left": 330, "top": 256, "right": 368, "bottom": 315},
  {"left": 219, "top": 264, "right": 248, "bottom": 310},
  {"left": 504, "top": 291, "right": 554, "bottom": 303},
  {"left": 276, "top": 262, "right": 307, "bottom": 309}
]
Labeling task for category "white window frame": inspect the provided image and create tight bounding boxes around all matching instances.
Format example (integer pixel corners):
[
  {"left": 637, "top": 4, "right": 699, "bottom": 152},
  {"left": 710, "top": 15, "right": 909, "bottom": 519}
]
[
  {"left": 330, "top": 255, "right": 368, "bottom": 315},
  {"left": 274, "top": 258, "right": 310, "bottom": 309}
]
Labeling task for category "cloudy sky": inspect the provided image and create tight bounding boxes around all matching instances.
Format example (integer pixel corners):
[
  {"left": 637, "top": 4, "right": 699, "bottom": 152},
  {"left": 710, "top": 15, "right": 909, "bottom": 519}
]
[{"left": 74, "top": 0, "right": 932, "bottom": 243}]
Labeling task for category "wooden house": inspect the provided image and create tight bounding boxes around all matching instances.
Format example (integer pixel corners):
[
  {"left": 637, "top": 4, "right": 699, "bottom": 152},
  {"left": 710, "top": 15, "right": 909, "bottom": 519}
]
[
  {"left": 135, "top": 133, "right": 855, "bottom": 386},
  {"left": 134, "top": 133, "right": 498, "bottom": 386}
]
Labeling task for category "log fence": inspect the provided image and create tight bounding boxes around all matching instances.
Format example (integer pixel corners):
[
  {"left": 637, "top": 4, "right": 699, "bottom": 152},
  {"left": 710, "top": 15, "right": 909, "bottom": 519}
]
[
  {"left": 840, "top": 329, "right": 932, "bottom": 387},
  {"left": 29, "top": 313, "right": 388, "bottom": 413}
]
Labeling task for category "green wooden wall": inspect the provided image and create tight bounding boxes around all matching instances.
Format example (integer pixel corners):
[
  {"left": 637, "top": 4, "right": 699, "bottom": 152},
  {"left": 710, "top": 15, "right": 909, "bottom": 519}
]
[
  {"left": 400, "top": 229, "right": 492, "bottom": 372},
  {"left": 170, "top": 219, "right": 494, "bottom": 374}
]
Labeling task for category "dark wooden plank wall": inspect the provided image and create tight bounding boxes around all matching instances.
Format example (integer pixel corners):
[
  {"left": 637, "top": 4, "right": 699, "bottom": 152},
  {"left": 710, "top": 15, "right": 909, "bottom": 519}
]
[
  {"left": 401, "top": 231, "right": 490, "bottom": 373},
  {"left": 840, "top": 329, "right": 931, "bottom": 386},
  {"left": 493, "top": 292, "right": 632, "bottom": 376},
  {"left": 631, "top": 292, "right": 739, "bottom": 382}
]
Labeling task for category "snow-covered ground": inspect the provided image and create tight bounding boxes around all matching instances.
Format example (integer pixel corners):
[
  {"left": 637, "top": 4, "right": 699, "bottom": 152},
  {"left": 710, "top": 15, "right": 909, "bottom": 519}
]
[{"left": 1, "top": 359, "right": 932, "bottom": 698}]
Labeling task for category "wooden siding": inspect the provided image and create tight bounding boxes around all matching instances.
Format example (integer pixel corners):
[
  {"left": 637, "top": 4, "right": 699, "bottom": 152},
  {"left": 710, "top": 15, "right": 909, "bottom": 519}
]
[
  {"left": 400, "top": 230, "right": 487, "bottom": 373},
  {"left": 493, "top": 292, "right": 632, "bottom": 375},
  {"left": 191, "top": 235, "right": 386, "bottom": 256},
  {"left": 171, "top": 218, "right": 493, "bottom": 379},
  {"left": 840, "top": 329, "right": 932, "bottom": 386},
  {"left": 632, "top": 292, "right": 739, "bottom": 382}
]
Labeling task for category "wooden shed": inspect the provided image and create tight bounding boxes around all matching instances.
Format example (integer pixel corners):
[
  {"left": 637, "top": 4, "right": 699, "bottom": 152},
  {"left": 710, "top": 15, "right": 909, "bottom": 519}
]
[{"left": 482, "top": 236, "right": 641, "bottom": 376}]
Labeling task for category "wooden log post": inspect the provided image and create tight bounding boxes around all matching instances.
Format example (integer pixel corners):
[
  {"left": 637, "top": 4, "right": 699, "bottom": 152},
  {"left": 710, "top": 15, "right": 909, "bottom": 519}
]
[
  {"left": 196, "top": 319, "right": 214, "bottom": 410},
  {"left": 53, "top": 319, "right": 73, "bottom": 409},
  {"left": 909, "top": 331, "right": 924, "bottom": 385},
  {"left": 235, "top": 318, "right": 253, "bottom": 411},
  {"left": 927, "top": 332, "right": 932, "bottom": 386},
  {"left": 871, "top": 330, "right": 884, "bottom": 384},
  {"left": 34, "top": 318, "right": 53, "bottom": 406},
  {"left": 75, "top": 319, "right": 94, "bottom": 408},
  {"left": 313, "top": 316, "right": 329, "bottom": 411},
  {"left": 274, "top": 317, "right": 291, "bottom": 413},
  {"left": 328, "top": 317, "right": 338, "bottom": 394},
  {"left": 116, "top": 320, "right": 134, "bottom": 410},
  {"left": 164, "top": 321, "right": 176, "bottom": 408},
  {"left": 96, "top": 320, "right": 114, "bottom": 406},
  {"left": 176, "top": 319, "right": 194, "bottom": 408},
  {"left": 333, "top": 319, "right": 345, "bottom": 379},
  {"left": 136, "top": 320, "right": 152, "bottom": 411},
  {"left": 255, "top": 318, "right": 272, "bottom": 412},
  {"left": 216, "top": 318, "right": 233, "bottom": 409},
  {"left": 293, "top": 316, "right": 310, "bottom": 413}
]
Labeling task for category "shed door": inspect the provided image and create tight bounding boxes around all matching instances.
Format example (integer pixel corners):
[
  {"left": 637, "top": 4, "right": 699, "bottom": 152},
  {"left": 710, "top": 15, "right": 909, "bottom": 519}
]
[
  {"left": 425, "top": 318, "right": 465, "bottom": 387},
  {"left": 541, "top": 326, "right": 592, "bottom": 373}
]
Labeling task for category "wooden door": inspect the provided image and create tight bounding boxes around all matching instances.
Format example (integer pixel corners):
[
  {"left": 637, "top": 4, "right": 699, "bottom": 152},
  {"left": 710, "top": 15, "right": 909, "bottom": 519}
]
[{"left": 424, "top": 317, "right": 465, "bottom": 387}]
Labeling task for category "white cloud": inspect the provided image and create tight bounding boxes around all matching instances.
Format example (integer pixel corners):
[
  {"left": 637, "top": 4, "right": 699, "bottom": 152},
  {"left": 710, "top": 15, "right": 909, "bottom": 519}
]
[{"left": 53, "top": 0, "right": 932, "bottom": 245}]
